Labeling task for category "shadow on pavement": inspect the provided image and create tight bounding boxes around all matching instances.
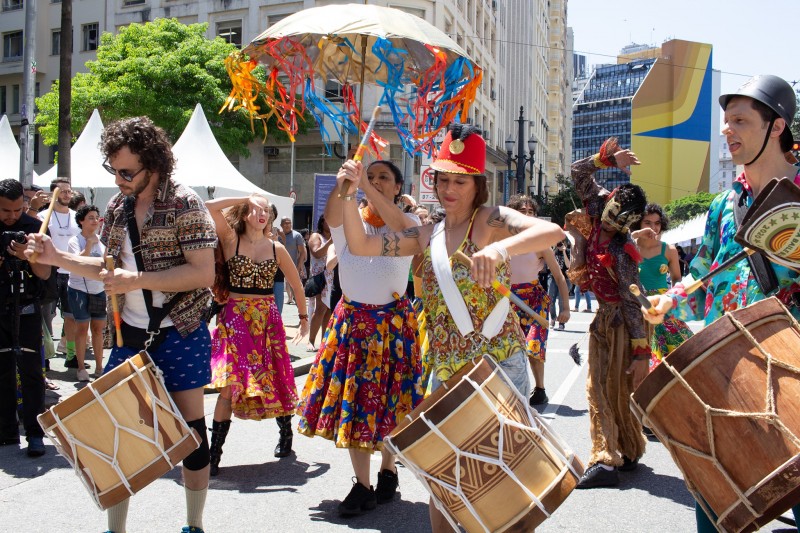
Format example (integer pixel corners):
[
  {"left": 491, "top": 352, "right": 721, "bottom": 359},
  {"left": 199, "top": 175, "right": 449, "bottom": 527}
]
[
  {"left": 186, "top": 456, "right": 331, "bottom": 493},
  {"left": 309, "top": 498, "right": 431, "bottom": 532},
  {"left": 0, "top": 443, "right": 70, "bottom": 479},
  {"left": 620, "top": 462, "right": 695, "bottom": 507},
  {"left": 545, "top": 403, "right": 588, "bottom": 417}
]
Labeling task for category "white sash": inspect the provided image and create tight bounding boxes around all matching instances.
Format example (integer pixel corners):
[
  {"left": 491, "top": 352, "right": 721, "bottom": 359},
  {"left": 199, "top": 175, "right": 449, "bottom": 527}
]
[{"left": 430, "top": 220, "right": 509, "bottom": 341}]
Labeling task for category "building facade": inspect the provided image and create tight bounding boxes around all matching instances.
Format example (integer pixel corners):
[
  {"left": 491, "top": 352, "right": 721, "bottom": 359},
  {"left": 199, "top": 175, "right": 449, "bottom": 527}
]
[{"left": 572, "top": 39, "right": 719, "bottom": 206}]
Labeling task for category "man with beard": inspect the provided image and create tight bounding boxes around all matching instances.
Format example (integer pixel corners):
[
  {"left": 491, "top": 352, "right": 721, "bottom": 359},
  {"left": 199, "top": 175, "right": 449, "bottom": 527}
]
[{"left": 27, "top": 116, "right": 216, "bottom": 533}]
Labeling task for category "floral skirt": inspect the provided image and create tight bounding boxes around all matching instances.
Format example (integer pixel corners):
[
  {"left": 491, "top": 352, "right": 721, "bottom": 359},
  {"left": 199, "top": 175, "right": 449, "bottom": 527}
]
[
  {"left": 210, "top": 297, "right": 298, "bottom": 420},
  {"left": 297, "top": 295, "right": 423, "bottom": 452},
  {"left": 511, "top": 281, "right": 551, "bottom": 363},
  {"left": 646, "top": 289, "right": 694, "bottom": 370}
]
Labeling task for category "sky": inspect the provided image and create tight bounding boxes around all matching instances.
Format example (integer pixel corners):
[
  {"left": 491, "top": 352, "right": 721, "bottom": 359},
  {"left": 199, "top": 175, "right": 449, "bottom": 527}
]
[{"left": 567, "top": 0, "right": 797, "bottom": 102}]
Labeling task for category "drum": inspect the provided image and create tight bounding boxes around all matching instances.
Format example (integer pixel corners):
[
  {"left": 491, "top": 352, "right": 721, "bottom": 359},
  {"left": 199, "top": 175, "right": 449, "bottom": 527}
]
[
  {"left": 632, "top": 297, "right": 800, "bottom": 533},
  {"left": 385, "top": 355, "right": 584, "bottom": 533},
  {"left": 38, "top": 352, "right": 200, "bottom": 510}
]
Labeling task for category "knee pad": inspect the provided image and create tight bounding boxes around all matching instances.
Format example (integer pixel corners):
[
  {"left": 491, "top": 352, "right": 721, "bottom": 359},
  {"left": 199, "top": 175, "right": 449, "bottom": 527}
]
[{"left": 182, "top": 417, "right": 210, "bottom": 471}]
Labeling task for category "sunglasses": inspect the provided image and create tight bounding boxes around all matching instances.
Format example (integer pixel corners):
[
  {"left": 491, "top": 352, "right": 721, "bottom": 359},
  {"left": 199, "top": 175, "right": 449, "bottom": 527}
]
[{"left": 102, "top": 158, "right": 146, "bottom": 182}]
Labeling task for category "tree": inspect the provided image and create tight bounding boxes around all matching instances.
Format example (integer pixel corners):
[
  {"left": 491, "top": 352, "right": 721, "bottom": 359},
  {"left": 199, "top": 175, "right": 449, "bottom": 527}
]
[
  {"left": 664, "top": 191, "right": 719, "bottom": 226},
  {"left": 792, "top": 91, "right": 800, "bottom": 144},
  {"left": 36, "top": 19, "right": 304, "bottom": 156},
  {"left": 538, "top": 174, "right": 581, "bottom": 227}
]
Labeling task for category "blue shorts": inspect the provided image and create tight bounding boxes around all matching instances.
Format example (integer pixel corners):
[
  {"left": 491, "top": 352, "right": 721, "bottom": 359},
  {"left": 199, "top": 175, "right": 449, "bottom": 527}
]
[
  {"left": 67, "top": 287, "right": 107, "bottom": 323},
  {"left": 104, "top": 323, "right": 212, "bottom": 392},
  {"left": 430, "top": 350, "right": 531, "bottom": 399}
]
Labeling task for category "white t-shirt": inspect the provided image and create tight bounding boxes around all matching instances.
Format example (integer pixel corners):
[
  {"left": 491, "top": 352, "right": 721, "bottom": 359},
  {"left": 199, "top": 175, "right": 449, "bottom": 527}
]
[
  {"left": 42, "top": 209, "right": 80, "bottom": 274},
  {"left": 67, "top": 234, "right": 106, "bottom": 294},
  {"left": 118, "top": 233, "right": 174, "bottom": 329},
  {"left": 330, "top": 212, "right": 419, "bottom": 306}
]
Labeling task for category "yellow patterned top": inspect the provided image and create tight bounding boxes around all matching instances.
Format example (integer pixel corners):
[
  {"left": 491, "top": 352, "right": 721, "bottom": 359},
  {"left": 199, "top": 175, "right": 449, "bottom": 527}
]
[{"left": 421, "top": 213, "right": 525, "bottom": 382}]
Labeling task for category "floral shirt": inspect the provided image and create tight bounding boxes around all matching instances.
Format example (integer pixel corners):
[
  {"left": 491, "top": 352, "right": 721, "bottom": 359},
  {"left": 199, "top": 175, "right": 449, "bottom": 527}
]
[
  {"left": 670, "top": 171, "right": 800, "bottom": 325},
  {"left": 100, "top": 177, "right": 217, "bottom": 336},
  {"left": 421, "top": 230, "right": 525, "bottom": 382}
]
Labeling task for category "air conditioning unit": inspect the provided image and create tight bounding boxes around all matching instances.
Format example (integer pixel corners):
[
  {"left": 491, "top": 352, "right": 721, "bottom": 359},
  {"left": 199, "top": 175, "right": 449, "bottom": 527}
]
[{"left": 263, "top": 147, "right": 280, "bottom": 156}]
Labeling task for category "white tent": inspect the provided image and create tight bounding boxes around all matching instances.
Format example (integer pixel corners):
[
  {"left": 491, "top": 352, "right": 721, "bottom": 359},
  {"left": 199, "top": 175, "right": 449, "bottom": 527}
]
[
  {"left": 35, "top": 109, "right": 112, "bottom": 205},
  {"left": 0, "top": 114, "right": 39, "bottom": 182},
  {"left": 662, "top": 213, "right": 708, "bottom": 246},
  {"left": 172, "top": 104, "right": 294, "bottom": 220}
]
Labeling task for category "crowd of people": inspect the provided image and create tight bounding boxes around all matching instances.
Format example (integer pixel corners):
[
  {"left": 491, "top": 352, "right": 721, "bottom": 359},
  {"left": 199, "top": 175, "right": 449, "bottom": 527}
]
[{"left": 1, "top": 72, "right": 799, "bottom": 532}]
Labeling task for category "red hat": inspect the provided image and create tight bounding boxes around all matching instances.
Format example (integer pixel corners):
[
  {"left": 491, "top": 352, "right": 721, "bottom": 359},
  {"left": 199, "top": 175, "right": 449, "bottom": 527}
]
[{"left": 430, "top": 129, "right": 486, "bottom": 175}]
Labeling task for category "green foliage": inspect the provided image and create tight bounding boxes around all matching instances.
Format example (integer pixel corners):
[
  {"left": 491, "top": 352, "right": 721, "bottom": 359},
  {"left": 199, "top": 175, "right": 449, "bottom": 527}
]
[
  {"left": 664, "top": 191, "right": 719, "bottom": 226},
  {"left": 792, "top": 95, "right": 800, "bottom": 143},
  {"left": 538, "top": 174, "right": 581, "bottom": 227},
  {"left": 36, "top": 19, "right": 304, "bottom": 156}
]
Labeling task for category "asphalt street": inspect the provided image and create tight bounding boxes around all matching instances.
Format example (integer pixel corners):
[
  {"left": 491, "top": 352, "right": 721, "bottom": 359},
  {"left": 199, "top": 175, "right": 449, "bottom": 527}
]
[{"left": 1, "top": 304, "right": 797, "bottom": 532}]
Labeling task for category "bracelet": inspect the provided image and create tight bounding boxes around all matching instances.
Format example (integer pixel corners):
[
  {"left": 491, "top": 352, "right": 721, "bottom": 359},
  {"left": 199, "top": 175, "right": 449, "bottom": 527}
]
[
  {"left": 298, "top": 314, "right": 309, "bottom": 320},
  {"left": 339, "top": 194, "right": 355, "bottom": 201},
  {"left": 487, "top": 242, "right": 509, "bottom": 262}
]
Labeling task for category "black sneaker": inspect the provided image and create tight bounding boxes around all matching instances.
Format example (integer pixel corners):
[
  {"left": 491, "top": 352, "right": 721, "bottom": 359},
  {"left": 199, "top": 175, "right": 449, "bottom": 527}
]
[
  {"left": 576, "top": 463, "right": 618, "bottom": 489},
  {"left": 375, "top": 469, "right": 399, "bottom": 504},
  {"left": 338, "top": 478, "right": 377, "bottom": 516},
  {"left": 64, "top": 358, "right": 90, "bottom": 369},
  {"left": 26, "top": 437, "right": 45, "bottom": 457},
  {"left": 529, "top": 387, "right": 549, "bottom": 406},
  {"left": 619, "top": 456, "right": 639, "bottom": 472}
]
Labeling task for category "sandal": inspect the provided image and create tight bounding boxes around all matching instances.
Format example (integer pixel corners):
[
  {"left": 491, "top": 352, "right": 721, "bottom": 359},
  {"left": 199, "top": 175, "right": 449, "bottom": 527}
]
[{"left": 45, "top": 379, "right": 60, "bottom": 391}]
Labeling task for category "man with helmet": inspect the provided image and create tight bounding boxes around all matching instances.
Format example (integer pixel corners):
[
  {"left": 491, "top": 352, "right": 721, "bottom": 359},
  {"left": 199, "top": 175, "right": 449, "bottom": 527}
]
[{"left": 643, "top": 75, "right": 800, "bottom": 530}]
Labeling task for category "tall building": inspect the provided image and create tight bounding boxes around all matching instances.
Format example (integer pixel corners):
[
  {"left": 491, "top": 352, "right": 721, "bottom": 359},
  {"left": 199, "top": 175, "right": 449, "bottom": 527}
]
[
  {"left": 2, "top": 0, "right": 570, "bottom": 217},
  {"left": 715, "top": 133, "right": 739, "bottom": 192},
  {"left": 572, "top": 39, "right": 719, "bottom": 205},
  {"left": 545, "top": 0, "right": 571, "bottom": 186}
]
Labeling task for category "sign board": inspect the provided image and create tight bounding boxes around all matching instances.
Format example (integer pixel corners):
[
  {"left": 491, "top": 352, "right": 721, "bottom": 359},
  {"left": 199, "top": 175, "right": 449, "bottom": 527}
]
[
  {"left": 419, "top": 165, "right": 440, "bottom": 206},
  {"left": 312, "top": 173, "right": 366, "bottom": 230}
]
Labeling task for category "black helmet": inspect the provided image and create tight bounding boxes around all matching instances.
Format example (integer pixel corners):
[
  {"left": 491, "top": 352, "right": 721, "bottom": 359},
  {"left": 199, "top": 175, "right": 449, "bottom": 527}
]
[{"left": 719, "top": 75, "right": 796, "bottom": 127}]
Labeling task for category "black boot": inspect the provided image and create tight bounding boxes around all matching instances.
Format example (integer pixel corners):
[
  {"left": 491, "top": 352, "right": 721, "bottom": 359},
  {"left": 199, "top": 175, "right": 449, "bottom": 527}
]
[
  {"left": 209, "top": 419, "right": 231, "bottom": 476},
  {"left": 274, "top": 415, "right": 293, "bottom": 458}
]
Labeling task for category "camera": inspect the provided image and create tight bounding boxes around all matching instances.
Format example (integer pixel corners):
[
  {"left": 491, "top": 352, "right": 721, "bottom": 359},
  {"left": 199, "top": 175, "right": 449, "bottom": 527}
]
[{"left": 0, "top": 231, "right": 26, "bottom": 259}]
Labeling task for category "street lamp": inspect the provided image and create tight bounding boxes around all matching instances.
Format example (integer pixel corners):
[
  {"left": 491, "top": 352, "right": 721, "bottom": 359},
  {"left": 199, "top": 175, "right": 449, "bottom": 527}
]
[{"left": 504, "top": 106, "right": 537, "bottom": 203}]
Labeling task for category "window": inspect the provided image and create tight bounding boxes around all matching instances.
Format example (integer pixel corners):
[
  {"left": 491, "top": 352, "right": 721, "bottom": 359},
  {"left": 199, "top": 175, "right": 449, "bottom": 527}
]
[
  {"left": 12, "top": 84, "right": 20, "bottom": 113},
  {"left": 3, "top": 31, "right": 23, "bottom": 61},
  {"left": 2, "top": 0, "right": 23, "bottom": 11},
  {"left": 123, "top": 0, "right": 145, "bottom": 5},
  {"left": 82, "top": 23, "right": 99, "bottom": 52},
  {"left": 0, "top": 86, "right": 6, "bottom": 114},
  {"left": 216, "top": 20, "right": 242, "bottom": 47},
  {"left": 324, "top": 80, "right": 343, "bottom": 102},
  {"left": 267, "top": 14, "right": 288, "bottom": 28},
  {"left": 51, "top": 30, "right": 60, "bottom": 55}
]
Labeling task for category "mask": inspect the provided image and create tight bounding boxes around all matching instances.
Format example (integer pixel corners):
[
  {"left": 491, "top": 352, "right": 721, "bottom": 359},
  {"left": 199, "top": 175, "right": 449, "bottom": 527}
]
[{"left": 601, "top": 193, "right": 642, "bottom": 234}]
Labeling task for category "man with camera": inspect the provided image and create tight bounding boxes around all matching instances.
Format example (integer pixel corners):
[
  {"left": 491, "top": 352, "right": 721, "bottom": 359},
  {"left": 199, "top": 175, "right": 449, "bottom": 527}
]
[{"left": 0, "top": 179, "right": 52, "bottom": 457}]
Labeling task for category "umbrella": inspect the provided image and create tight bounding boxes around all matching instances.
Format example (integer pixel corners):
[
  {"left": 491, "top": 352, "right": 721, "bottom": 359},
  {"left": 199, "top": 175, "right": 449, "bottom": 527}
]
[{"left": 221, "top": 3, "right": 483, "bottom": 156}]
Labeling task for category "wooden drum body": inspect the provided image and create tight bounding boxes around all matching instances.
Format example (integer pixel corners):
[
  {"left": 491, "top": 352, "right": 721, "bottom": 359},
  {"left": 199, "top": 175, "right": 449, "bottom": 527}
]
[
  {"left": 386, "top": 355, "right": 583, "bottom": 533},
  {"left": 38, "top": 352, "right": 200, "bottom": 510},
  {"left": 632, "top": 297, "right": 800, "bottom": 532}
]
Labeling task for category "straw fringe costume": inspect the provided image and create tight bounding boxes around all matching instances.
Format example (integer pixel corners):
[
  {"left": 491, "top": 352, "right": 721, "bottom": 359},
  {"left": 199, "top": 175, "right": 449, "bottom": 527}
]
[{"left": 570, "top": 141, "right": 648, "bottom": 468}]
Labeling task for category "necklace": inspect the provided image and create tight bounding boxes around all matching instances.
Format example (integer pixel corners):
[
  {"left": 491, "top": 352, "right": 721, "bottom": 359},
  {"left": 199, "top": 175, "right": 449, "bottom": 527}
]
[{"left": 53, "top": 210, "right": 68, "bottom": 229}]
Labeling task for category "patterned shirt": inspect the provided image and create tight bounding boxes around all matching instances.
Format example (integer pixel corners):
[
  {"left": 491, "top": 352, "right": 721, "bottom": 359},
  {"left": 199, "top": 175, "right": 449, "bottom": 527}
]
[
  {"left": 670, "top": 171, "right": 800, "bottom": 325},
  {"left": 100, "top": 177, "right": 217, "bottom": 336},
  {"left": 421, "top": 223, "right": 525, "bottom": 382}
]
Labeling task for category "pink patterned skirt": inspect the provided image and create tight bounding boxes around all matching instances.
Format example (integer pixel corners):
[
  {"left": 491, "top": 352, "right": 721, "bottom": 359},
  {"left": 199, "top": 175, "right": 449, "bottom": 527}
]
[{"left": 211, "top": 296, "right": 298, "bottom": 420}]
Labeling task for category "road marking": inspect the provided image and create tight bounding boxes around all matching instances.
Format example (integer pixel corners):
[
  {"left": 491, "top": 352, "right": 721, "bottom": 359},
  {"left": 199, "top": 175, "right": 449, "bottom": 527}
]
[{"left": 538, "top": 344, "right": 588, "bottom": 421}]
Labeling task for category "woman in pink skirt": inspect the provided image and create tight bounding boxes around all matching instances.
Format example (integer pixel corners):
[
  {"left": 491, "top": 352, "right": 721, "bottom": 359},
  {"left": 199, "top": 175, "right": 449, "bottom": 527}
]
[{"left": 206, "top": 194, "right": 309, "bottom": 476}]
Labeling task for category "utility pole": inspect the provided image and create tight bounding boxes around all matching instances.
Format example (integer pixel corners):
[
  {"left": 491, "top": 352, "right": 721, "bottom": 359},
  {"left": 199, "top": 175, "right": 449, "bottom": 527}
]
[
  {"left": 58, "top": 0, "right": 73, "bottom": 182},
  {"left": 19, "top": 0, "right": 37, "bottom": 188}
]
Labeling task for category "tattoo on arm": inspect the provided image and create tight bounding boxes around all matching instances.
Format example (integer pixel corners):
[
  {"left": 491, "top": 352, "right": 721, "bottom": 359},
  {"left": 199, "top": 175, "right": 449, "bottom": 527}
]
[
  {"left": 381, "top": 234, "right": 401, "bottom": 256},
  {"left": 402, "top": 227, "right": 420, "bottom": 239},
  {"left": 487, "top": 208, "right": 523, "bottom": 235}
]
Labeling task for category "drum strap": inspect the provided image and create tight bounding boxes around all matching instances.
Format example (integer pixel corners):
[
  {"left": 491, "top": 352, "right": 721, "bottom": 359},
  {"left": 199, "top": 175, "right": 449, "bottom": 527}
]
[
  {"left": 733, "top": 189, "right": 778, "bottom": 295},
  {"left": 124, "top": 196, "right": 186, "bottom": 348}
]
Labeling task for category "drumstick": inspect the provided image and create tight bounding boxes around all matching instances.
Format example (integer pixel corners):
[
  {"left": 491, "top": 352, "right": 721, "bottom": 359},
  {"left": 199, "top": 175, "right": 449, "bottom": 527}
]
[
  {"left": 683, "top": 247, "right": 757, "bottom": 294},
  {"left": 336, "top": 105, "right": 382, "bottom": 197},
  {"left": 28, "top": 186, "right": 60, "bottom": 264},
  {"left": 629, "top": 284, "right": 656, "bottom": 314},
  {"left": 453, "top": 250, "right": 550, "bottom": 330},
  {"left": 104, "top": 256, "right": 124, "bottom": 348}
]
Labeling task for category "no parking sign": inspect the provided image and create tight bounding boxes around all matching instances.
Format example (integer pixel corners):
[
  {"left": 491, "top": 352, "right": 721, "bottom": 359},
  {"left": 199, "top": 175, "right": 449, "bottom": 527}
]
[{"left": 419, "top": 165, "right": 439, "bottom": 205}]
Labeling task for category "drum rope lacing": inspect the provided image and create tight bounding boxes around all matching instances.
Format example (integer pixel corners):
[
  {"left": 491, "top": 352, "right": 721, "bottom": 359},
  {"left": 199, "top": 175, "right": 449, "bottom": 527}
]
[
  {"left": 637, "top": 312, "right": 800, "bottom": 528},
  {"left": 389, "top": 366, "right": 582, "bottom": 533},
  {"left": 44, "top": 357, "right": 200, "bottom": 509}
]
